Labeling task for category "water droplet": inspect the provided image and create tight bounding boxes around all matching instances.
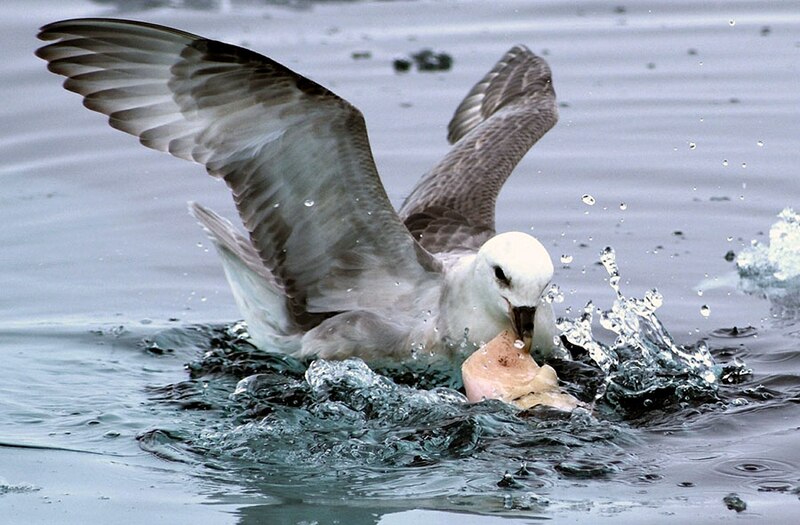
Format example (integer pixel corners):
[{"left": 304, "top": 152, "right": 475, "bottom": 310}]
[
  {"left": 560, "top": 254, "right": 573, "bottom": 264},
  {"left": 741, "top": 162, "right": 747, "bottom": 169},
  {"left": 722, "top": 159, "right": 729, "bottom": 167},
  {"left": 697, "top": 289, "right": 703, "bottom": 296},
  {"left": 689, "top": 142, "right": 697, "bottom": 150},
  {"left": 303, "top": 199, "right": 315, "bottom": 207},
  {"left": 581, "top": 194, "right": 596, "bottom": 206},
  {"left": 543, "top": 283, "right": 564, "bottom": 304},
  {"left": 757, "top": 140, "right": 764, "bottom": 147},
  {"left": 273, "top": 202, "right": 280, "bottom": 208},
  {"left": 700, "top": 305, "right": 711, "bottom": 317},
  {"left": 513, "top": 339, "right": 526, "bottom": 349},
  {"left": 729, "top": 19, "right": 735, "bottom": 26},
  {"left": 619, "top": 202, "right": 627, "bottom": 211}
]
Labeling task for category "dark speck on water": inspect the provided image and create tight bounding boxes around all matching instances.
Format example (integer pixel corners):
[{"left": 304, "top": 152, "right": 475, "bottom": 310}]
[
  {"left": 724, "top": 493, "right": 747, "bottom": 512},
  {"left": 392, "top": 57, "right": 412, "bottom": 72},
  {"left": 394, "top": 49, "right": 453, "bottom": 72},
  {"left": 497, "top": 472, "right": 523, "bottom": 489}
]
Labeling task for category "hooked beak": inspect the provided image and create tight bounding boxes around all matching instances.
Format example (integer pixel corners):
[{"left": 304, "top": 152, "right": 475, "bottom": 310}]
[{"left": 511, "top": 306, "right": 537, "bottom": 343}]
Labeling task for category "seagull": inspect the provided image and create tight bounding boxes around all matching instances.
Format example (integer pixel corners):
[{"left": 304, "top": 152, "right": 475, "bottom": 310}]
[{"left": 37, "top": 18, "right": 560, "bottom": 361}]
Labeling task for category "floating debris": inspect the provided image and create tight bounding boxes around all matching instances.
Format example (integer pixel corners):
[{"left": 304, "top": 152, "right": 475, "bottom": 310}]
[
  {"left": 392, "top": 58, "right": 412, "bottom": 72},
  {"left": 394, "top": 49, "right": 453, "bottom": 73},
  {"left": 723, "top": 493, "right": 747, "bottom": 512}
]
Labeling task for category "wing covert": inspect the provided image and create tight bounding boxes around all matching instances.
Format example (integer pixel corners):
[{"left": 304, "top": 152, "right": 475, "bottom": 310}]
[{"left": 399, "top": 45, "right": 558, "bottom": 253}]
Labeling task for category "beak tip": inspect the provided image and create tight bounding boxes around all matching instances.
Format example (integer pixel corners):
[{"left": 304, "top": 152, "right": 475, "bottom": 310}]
[{"left": 511, "top": 305, "right": 537, "bottom": 342}]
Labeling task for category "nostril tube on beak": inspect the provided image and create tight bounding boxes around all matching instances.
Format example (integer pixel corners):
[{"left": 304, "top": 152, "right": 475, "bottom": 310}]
[{"left": 512, "top": 306, "right": 536, "bottom": 341}]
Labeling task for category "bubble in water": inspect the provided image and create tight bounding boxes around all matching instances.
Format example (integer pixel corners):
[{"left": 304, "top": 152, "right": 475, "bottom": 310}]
[
  {"left": 581, "top": 194, "right": 596, "bottom": 206},
  {"left": 689, "top": 142, "right": 697, "bottom": 150},
  {"left": 561, "top": 254, "right": 574, "bottom": 264},
  {"left": 619, "top": 202, "right": 627, "bottom": 211},
  {"left": 722, "top": 159, "right": 729, "bottom": 167},
  {"left": 513, "top": 339, "right": 526, "bottom": 349},
  {"left": 700, "top": 305, "right": 711, "bottom": 317},
  {"left": 303, "top": 199, "right": 315, "bottom": 207},
  {"left": 757, "top": 140, "right": 764, "bottom": 147},
  {"left": 741, "top": 162, "right": 747, "bottom": 169},
  {"left": 729, "top": 19, "right": 735, "bottom": 26}
]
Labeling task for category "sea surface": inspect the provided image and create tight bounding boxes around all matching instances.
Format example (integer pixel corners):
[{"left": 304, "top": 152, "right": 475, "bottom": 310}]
[{"left": 1, "top": 0, "right": 799, "bottom": 523}]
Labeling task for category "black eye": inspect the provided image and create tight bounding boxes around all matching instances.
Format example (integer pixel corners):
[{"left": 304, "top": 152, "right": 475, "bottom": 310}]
[{"left": 493, "top": 265, "right": 510, "bottom": 286}]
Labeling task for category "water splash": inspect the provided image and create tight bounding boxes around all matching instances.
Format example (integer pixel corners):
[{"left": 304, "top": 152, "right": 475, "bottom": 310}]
[
  {"left": 737, "top": 208, "right": 800, "bottom": 283},
  {"left": 734, "top": 208, "right": 800, "bottom": 315},
  {"left": 542, "top": 282, "right": 564, "bottom": 304},
  {"left": 134, "top": 322, "right": 638, "bottom": 506},
  {"left": 557, "top": 247, "right": 721, "bottom": 414}
]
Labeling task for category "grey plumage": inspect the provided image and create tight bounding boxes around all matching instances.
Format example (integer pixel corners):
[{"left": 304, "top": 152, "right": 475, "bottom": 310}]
[
  {"left": 400, "top": 45, "right": 558, "bottom": 254},
  {"left": 36, "top": 19, "right": 561, "bottom": 359}
]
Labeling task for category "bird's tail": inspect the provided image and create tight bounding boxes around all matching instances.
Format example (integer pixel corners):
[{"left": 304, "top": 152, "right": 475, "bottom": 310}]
[{"left": 189, "top": 202, "right": 300, "bottom": 352}]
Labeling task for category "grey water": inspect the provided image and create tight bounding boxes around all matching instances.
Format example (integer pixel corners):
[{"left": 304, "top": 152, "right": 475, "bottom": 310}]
[{"left": 1, "top": 0, "right": 799, "bottom": 523}]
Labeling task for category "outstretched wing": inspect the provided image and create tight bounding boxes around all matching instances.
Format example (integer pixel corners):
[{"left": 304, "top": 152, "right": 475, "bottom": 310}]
[
  {"left": 37, "top": 18, "right": 440, "bottom": 328},
  {"left": 399, "top": 45, "right": 558, "bottom": 254}
]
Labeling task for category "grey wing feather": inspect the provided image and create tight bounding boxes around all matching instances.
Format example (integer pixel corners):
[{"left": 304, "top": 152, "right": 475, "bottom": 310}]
[
  {"left": 37, "top": 18, "right": 440, "bottom": 329},
  {"left": 189, "top": 202, "right": 277, "bottom": 286},
  {"left": 399, "top": 45, "right": 558, "bottom": 254}
]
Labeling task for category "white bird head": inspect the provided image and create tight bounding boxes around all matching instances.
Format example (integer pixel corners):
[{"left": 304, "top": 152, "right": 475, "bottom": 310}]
[{"left": 474, "top": 231, "right": 554, "bottom": 341}]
